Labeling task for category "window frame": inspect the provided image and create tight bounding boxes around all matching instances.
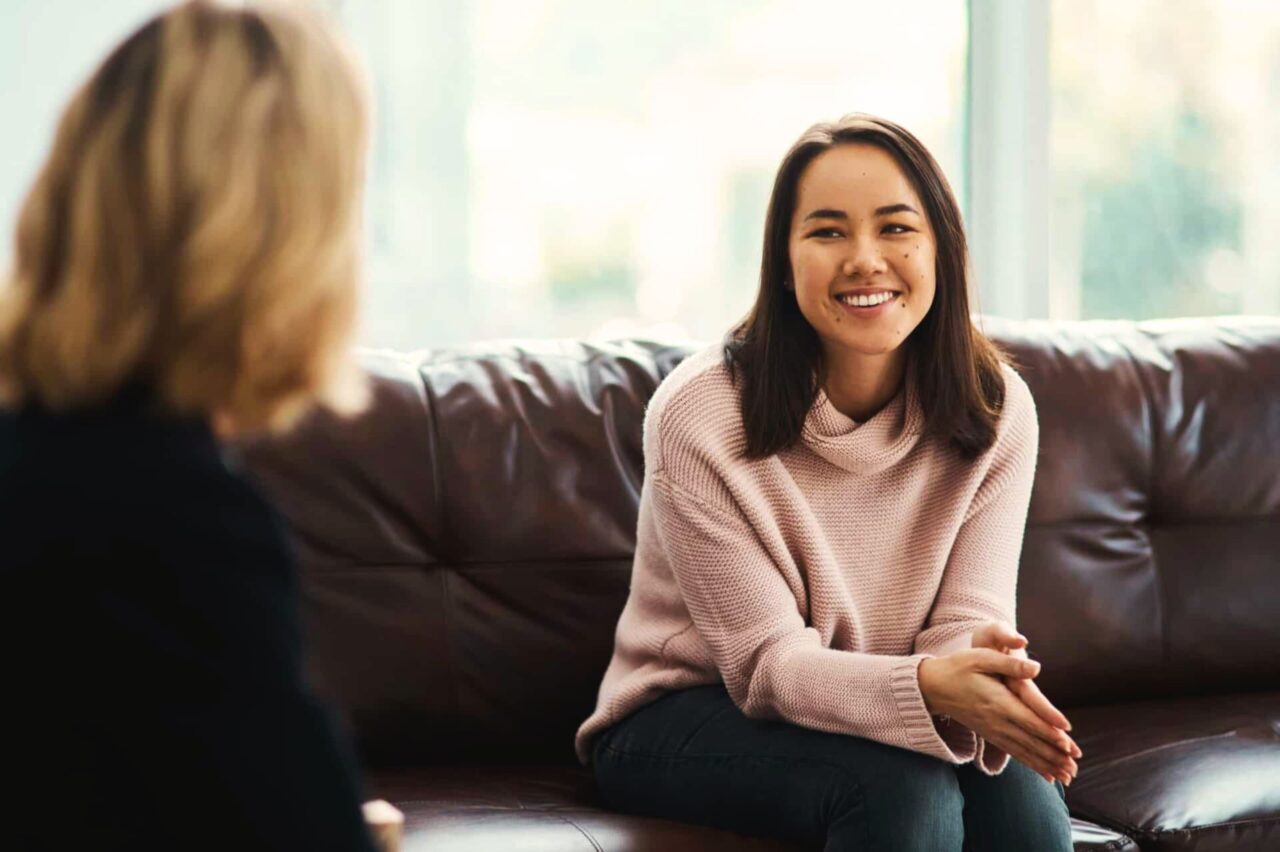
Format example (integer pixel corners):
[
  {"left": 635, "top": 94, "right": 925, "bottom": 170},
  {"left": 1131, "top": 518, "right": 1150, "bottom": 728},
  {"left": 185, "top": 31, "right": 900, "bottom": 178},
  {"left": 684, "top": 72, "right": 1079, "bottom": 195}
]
[{"left": 965, "top": 0, "right": 1053, "bottom": 319}]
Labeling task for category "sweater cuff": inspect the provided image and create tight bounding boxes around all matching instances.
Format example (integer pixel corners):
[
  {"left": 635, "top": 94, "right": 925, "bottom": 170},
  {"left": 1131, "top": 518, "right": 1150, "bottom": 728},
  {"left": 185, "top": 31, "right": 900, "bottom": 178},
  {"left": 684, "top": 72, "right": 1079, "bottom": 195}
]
[
  {"left": 974, "top": 736, "right": 1011, "bottom": 775},
  {"left": 890, "top": 654, "right": 977, "bottom": 765}
]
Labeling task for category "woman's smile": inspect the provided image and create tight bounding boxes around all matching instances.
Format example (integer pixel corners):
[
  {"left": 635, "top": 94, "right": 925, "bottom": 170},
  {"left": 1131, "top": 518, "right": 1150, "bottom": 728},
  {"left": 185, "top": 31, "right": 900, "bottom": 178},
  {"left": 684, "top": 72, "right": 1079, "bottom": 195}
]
[{"left": 833, "top": 290, "right": 901, "bottom": 317}]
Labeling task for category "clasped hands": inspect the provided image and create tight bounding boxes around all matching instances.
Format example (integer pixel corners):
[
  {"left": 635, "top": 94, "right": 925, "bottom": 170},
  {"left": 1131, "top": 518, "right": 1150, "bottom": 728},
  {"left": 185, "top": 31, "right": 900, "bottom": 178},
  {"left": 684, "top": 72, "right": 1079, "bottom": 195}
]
[{"left": 918, "top": 621, "right": 1081, "bottom": 786}]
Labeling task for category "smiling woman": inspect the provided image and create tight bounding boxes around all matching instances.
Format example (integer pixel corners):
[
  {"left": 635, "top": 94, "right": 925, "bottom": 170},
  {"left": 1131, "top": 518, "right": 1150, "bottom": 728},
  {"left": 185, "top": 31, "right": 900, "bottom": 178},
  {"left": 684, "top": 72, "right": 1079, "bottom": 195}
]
[
  {"left": 578, "top": 114, "right": 1076, "bottom": 851},
  {"left": 786, "top": 144, "right": 939, "bottom": 422},
  {"left": 725, "top": 115, "right": 1008, "bottom": 462}
]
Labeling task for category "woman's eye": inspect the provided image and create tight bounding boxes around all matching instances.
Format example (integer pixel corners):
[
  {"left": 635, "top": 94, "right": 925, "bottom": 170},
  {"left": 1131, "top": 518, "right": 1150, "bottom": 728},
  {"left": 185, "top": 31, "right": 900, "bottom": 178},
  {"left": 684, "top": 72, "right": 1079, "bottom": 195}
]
[
  {"left": 883, "top": 223, "right": 915, "bottom": 235},
  {"left": 810, "top": 227, "right": 843, "bottom": 239}
]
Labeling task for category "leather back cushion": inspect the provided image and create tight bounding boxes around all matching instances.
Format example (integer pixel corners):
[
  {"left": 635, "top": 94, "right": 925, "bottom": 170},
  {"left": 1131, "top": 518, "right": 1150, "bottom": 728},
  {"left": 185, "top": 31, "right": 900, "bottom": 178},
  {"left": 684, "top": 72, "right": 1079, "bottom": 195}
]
[{"left": 240, "top": 319, "right": 1280, "bottom": 765}]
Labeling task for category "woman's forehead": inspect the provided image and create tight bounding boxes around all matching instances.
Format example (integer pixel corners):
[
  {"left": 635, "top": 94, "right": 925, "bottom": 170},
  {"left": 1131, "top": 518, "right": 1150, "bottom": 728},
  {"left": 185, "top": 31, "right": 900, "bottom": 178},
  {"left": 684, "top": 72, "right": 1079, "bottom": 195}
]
[{"left": 796, "top": 144, "right": 921, "bottom": 211}]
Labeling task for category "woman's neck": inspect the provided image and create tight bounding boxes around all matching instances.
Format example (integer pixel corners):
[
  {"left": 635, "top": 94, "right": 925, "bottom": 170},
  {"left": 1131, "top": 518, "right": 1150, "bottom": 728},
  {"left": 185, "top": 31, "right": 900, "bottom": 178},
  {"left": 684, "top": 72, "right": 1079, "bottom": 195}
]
[{"left": 820, "top": 347, "right": 909, "bottom": 423}]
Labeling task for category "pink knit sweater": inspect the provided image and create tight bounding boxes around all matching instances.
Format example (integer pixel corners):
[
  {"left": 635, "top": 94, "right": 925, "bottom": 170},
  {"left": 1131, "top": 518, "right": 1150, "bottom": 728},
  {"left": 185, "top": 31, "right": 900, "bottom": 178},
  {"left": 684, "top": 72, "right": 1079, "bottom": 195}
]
[{"left": 575, "top": 344, "right": 1040, "bottom": 775}]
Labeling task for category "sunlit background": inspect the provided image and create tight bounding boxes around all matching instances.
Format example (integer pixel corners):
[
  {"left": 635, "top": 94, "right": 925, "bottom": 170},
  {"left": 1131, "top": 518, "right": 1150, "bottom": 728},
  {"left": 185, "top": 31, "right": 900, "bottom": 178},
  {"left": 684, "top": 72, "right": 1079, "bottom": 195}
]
[{"left": 1, "top": 0, "right": 1277, "bottom": 350}]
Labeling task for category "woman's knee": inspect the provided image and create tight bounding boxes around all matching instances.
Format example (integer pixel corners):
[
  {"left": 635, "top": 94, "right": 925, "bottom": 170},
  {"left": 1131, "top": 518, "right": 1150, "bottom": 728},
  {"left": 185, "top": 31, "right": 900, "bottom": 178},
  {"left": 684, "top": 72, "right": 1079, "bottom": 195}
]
[
  {"left": 958, "top": 760, "right": 1073, "bottom": 851},
  {"left": 887, "top": 758, "right": 965, "bottom": 850},
  {"left": 823, "top": 746, "right": 964, "bottom": 852}
]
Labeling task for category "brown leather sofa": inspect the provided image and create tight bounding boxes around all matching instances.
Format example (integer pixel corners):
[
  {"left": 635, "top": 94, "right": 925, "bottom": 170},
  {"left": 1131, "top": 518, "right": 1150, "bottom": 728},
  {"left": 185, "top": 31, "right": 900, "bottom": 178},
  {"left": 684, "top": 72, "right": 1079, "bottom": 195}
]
[{"left": 241, "top": 316, "right": 1280, "bottom": 851}]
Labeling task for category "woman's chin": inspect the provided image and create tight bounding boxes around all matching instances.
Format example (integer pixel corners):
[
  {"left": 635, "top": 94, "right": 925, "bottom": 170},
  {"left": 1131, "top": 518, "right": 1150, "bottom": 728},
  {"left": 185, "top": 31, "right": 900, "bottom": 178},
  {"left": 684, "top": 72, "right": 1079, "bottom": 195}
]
[{"left": 823, "top": 330, "right": 911, "bottom": 360}]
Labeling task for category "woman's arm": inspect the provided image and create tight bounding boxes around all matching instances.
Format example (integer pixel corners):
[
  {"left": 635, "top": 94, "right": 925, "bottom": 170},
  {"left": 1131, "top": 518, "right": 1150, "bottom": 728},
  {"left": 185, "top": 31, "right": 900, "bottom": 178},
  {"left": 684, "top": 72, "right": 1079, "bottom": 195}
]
[
  {"left": 913, "top": 374, "right": 1039, "bottom": 661},
  {"left": 650, "top": 471, "right": 978, "bottom": 765},
  {"left": 911, "top": 369, "right": 1074, "bottom": 777}
]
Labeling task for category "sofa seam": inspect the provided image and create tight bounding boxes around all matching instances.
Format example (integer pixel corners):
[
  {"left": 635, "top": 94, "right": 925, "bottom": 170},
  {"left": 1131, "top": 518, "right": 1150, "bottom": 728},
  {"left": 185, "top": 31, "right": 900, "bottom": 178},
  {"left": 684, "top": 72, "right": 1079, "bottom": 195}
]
[
  {"left": 1026, "top": 513, "right": 1280, "bottom": 530},
  {"left": 300, "top": 509, "right": 1280, "bottom": 572},
  {"left": 551, "top": 813, "right": 604, "bottom": 852},
  {"left": 408, "top": 805, "right": 606, "bottom": 848},
  {"left": 1072, "top": 805, "right": 1280, "bottom": 841},
  {"left": 438, "top": 569, "right": 462, "bottom": 728},
  {"left": 1126, "top": 342, "right": 1170, "bottom": 670},
  {"left": 1126, "top": 336, "right": 1161, "bottom": 523},
  {"left": 418, "top": 368, "right": 461, "bottom": 563},
  {"left": 409, "top": 346, "right": 642, "bottom": 369},
  {"left": 1068, "top": 807, "right": 1150, "bottom": 845}
]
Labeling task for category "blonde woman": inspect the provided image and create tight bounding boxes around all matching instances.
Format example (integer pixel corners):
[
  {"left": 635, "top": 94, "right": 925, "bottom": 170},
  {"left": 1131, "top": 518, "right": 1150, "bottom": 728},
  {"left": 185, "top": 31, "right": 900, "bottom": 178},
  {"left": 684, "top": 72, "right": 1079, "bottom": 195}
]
[{"left": 0, "top": 2, "right": 378, "bottom": 849}]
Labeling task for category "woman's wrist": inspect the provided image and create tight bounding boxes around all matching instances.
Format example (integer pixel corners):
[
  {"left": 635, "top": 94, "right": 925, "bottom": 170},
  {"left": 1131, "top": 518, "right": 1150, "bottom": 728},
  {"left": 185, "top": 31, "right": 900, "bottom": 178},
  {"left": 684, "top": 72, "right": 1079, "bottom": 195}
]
[{"left": 917, "top": 657, "right": 943, "bottom": 716}]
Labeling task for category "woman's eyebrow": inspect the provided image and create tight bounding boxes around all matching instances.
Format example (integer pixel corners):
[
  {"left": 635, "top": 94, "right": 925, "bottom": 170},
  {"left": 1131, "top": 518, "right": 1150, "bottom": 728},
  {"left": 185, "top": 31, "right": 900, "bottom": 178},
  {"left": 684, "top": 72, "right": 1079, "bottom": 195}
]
[
  {"left": 874, "top": 203, "right": 920, "bottom": 216},
  {"left": 802, "top": 208, "right": 847, "bottom": 222},
  {"left": 802, "top": 203, "right": 920, "bottom": 223}
]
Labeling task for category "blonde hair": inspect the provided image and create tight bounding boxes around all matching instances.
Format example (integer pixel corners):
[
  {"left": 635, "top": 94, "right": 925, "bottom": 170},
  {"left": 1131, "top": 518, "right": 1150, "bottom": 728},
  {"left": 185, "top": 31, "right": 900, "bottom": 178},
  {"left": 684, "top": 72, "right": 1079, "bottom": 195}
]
[{"left": 0, "top": 0, "right": 370, "bottom": 433}]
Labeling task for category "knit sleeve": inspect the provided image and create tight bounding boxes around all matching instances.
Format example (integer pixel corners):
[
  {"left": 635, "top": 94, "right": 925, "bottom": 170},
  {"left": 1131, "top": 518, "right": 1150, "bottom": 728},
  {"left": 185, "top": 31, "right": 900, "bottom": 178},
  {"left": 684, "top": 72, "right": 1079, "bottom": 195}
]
[
  {"left": 648, "top": 470, "right": 977, "bottom": 766},
  {"left": 912, "top": 367, "right": 1040, "bottom": 776}
]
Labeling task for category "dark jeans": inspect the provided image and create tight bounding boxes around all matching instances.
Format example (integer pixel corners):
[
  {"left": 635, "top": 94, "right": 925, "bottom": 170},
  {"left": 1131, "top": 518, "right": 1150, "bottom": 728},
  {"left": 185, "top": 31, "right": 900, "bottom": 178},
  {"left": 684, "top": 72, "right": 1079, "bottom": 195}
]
[{"left": 593, "top": 685, "right": 1073, "bottom": 851}]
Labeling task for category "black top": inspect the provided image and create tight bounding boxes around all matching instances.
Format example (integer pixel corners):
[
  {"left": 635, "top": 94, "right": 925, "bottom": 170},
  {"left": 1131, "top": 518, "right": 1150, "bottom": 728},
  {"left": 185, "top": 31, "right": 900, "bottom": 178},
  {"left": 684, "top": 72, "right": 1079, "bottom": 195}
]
[{"left": 0, "top": 391, "right": 377, "bottom": 852}]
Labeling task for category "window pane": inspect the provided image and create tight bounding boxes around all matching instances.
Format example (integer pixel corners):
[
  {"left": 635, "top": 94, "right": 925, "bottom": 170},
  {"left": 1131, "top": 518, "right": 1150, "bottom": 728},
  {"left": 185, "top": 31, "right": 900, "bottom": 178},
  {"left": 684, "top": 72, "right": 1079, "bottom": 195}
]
[
  {"left": 1050, "top": 0, "right": 1280, "bottom": 319},
  {"left": 333, "top": 0, "right": 968, "bottom": 348}
]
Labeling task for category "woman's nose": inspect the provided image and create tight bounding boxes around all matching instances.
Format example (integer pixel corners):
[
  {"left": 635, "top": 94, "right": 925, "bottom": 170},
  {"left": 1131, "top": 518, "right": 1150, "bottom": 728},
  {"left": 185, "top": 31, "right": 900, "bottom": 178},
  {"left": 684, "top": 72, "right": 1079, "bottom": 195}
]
[{"left": 842, "top": 240, "right": 887, "bottom": 278}]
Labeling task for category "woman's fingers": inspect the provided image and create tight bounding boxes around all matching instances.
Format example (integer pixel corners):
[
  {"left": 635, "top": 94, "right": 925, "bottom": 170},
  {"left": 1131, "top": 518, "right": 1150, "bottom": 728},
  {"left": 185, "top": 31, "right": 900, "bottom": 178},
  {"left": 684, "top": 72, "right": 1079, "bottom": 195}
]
[
  {"left": 956, "top": 636, "right": 1084, "bottom": 785},
  {"left": 998, "top": 648, "right": 1082, "bottom": 756},
  {"left": 998, "top": 688, "right": 1080, "bottom": 772},
  {"left": 996, "top": 645, "right": 1082, "bottom": 756},
  {"left": 998, "top": 725, "right": 1076, "bottom": 785},
  {"left": 973, "top": 621, "right": 1028, "bottom": 653},
  {"left": 997, "top": 624, "right": 1028, "bottom": 651},
  {"left": 985, "top": 728, "right": 1067, "bottom": 784},
  {"left": 1008, "top": 677, "right": 1079, "bottom": 752},
  {"left": 962, "top": 673, "right": 1076, "bottom": 781},
  {"left": 1015, "top": 722, "right": 1077, "bottom": 779},
  {"left": 989, "top": 707, "right": 1077, "bottom": 781},
  {"left": 968, "top": 648, "right": 1040, "bottom": 680}
]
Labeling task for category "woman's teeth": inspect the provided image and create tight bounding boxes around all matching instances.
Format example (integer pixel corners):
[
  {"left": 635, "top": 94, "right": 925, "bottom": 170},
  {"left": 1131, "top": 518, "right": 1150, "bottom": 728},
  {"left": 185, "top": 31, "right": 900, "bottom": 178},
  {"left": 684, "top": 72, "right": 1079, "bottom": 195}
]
[{"left": 837, "top": 292, "right": 896, "bottom": 307}]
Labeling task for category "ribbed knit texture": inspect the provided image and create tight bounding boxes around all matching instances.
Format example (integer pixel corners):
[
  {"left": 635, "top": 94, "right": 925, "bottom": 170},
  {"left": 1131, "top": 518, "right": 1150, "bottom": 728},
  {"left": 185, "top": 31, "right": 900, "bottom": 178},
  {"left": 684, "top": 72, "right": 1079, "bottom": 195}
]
[{"left": 576, "top": 344, "right": 1041, "bottom": 776}]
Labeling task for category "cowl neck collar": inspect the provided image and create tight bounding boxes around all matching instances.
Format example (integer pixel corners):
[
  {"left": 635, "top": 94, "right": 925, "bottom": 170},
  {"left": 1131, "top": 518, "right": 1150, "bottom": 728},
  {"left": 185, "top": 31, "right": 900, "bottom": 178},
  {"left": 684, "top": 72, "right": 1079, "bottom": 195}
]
[{"left": 800, "top": 368, "right": 924, "bottom": 475}]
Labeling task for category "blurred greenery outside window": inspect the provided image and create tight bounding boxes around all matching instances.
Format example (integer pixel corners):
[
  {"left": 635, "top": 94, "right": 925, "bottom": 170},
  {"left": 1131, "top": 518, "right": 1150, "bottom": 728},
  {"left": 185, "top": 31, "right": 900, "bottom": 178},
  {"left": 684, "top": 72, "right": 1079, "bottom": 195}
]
[{"left": 1051, "top": 0, "right": 1280, "bottom": 320}]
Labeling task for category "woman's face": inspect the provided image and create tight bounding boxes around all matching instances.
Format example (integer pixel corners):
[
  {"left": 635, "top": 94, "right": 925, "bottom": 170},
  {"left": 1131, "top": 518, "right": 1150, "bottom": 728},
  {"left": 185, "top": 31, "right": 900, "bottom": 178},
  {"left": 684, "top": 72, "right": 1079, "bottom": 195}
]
[{"left": 787, "top": 143, "right": 937, "bottom": 366}]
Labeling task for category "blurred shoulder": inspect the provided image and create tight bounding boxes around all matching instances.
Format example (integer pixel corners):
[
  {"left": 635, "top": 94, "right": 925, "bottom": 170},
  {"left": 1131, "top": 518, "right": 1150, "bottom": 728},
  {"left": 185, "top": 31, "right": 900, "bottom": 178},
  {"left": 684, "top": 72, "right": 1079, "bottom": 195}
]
[{"left": 1, "top": 404, "right": 285, "bottom": 567}]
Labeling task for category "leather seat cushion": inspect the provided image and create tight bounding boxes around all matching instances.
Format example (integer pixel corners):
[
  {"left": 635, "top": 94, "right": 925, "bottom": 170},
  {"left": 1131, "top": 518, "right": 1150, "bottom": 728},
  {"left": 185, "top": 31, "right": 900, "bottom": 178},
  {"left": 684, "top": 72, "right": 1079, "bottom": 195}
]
[
  {"left": 367, "top": 764, "right": 1136, "bottom": 851},
  {"left": 1065, "top": 690, "right": 1280, "bottom": 851}
]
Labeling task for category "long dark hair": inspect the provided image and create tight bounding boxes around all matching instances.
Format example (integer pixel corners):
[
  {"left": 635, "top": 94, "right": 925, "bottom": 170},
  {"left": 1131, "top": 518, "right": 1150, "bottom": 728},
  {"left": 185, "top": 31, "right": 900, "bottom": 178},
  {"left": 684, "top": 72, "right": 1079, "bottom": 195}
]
[{"left": 723, "top": 113, "right": 1009, "bottom": 462}]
